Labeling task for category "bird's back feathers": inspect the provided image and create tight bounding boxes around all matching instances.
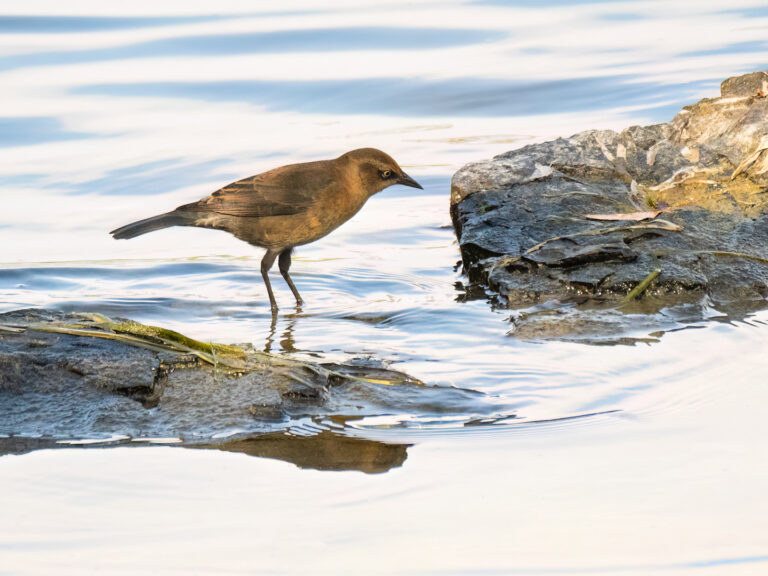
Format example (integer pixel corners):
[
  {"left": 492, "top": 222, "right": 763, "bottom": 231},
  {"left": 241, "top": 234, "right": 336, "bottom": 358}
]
[{"left": 186, "top": 160, "right": 339, "bottom": 218}]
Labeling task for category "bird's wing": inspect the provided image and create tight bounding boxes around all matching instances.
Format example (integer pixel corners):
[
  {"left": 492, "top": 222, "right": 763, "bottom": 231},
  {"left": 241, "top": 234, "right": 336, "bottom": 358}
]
[{"left": 192, "top": 161, "right": 337, "bottom": 218}]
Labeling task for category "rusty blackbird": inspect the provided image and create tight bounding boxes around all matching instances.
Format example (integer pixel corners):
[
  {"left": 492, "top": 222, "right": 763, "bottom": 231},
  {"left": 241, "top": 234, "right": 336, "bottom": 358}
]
[{"left": 110, "top": 148, "right": 422, "bottom": 312}]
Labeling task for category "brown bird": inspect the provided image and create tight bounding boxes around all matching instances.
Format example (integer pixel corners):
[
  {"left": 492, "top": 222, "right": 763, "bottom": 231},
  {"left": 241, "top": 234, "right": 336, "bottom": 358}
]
[{"left": 110, "top": 148, "right": 422, "bottom": 312}]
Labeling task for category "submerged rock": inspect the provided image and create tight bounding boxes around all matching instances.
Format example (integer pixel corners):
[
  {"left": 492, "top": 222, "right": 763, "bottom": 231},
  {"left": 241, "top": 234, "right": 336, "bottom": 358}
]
[
  {"left": 0, "top": 309, "right": 511, "bottom": 461},
  {"left": 451, "top": 71, "right": 768, "bottom": 341}
]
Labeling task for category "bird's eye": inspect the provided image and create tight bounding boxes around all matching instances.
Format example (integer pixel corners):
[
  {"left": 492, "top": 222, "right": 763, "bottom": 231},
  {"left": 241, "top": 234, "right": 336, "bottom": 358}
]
[{"left": 381, "top": 170, "right": 392, "bottom": 179}]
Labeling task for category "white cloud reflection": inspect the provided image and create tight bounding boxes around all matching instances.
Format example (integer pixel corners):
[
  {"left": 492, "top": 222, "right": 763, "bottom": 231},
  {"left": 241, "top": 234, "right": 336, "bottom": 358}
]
[{"left": 1, "top": 0, "right": 767, "bottom": 215}]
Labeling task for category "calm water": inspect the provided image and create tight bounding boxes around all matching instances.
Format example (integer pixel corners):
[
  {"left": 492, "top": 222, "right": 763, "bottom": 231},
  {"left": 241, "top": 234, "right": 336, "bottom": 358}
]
[{"left": 2, "top": 1, "right": 768, "bottom": 574}]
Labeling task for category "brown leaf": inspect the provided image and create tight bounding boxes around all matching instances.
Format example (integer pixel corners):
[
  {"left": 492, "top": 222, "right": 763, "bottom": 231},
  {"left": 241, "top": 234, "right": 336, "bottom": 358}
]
[{"left": 582, "top": 210, "right": 661, "bottom": 221}]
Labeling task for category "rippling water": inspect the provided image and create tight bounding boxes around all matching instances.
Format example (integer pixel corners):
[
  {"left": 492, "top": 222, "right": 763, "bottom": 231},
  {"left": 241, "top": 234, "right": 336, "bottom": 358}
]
[{"left": 2, "top": 1, "right": 768, "bottom": 574}]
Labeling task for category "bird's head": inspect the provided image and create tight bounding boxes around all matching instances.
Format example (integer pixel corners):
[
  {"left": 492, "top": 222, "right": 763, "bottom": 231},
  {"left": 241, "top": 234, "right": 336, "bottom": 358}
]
[{"left": 341, "top": 148, "right": 423, "bottom": 196}]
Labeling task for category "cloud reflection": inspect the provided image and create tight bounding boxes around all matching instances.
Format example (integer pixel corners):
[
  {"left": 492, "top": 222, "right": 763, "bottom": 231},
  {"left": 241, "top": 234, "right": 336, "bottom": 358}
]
[
  {"left": 0, "top": 116, "right": 92, "bottom": 147},
  {"left": 0, "top": 14, "right": 226, "bottom": 33},
  {"left": 0, "top": 27, "right": 507, "bottom": 72},
  {"left": 74, "top": 75, "right": 712, "bottom": 117}
]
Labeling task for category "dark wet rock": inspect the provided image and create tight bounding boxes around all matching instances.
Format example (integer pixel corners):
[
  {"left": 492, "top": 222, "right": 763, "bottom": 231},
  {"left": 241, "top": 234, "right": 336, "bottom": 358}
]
[
  {"left": 451, "top": 71, "right": 768, "bottom": 341},
  {"left": 0, "top": 309, "right": 513, "bottom": 452}
]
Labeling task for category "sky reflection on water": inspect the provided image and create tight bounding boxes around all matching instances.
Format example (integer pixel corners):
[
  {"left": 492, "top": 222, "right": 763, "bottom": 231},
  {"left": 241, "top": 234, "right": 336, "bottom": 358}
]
[
  {"left": 2, "top": 0, "right": 767, "bottom": 214},
  {"left": 2, "top": 2, "right": 768, "bottom": 574}
]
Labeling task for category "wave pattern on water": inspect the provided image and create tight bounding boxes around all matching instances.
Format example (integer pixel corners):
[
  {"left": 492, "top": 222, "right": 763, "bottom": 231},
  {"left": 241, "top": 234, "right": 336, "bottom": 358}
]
[
  {"left": 3, "top": 6, "right": 768, "bottom": 575},
  {"left": 1, "top": 1, "right": 768, "bottom": 443},
  {"left": 2, "top": 197, "right": 764, "bottom": 445}
]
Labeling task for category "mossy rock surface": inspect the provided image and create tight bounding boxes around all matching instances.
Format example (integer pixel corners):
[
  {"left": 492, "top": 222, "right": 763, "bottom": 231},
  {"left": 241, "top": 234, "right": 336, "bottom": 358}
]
[{"left": 0, "top": 309, "right": 507, "bottom": 462}]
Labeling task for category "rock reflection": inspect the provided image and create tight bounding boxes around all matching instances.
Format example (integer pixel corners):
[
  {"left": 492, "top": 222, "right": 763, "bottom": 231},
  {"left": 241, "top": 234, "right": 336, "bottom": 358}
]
[
  {"left": 0, "top": 437, "right": 59, "bottom": 457},
  {"left": 0, "top": 432, "right": 409, "bottom": 474},
  {"left": 195, "top": 430, "right": 409, "bottom": 474}
]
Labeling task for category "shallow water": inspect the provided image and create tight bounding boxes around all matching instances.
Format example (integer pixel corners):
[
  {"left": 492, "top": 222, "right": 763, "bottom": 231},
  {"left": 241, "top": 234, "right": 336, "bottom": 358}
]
[{"left": 2, "top": 1, "right": 768, "bottom": 574}]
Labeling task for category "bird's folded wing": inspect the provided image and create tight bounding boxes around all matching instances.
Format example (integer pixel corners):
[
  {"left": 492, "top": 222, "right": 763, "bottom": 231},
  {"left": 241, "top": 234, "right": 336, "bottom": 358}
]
[{"left": 193, "top": 164, "right": 337, "bottom": 218}]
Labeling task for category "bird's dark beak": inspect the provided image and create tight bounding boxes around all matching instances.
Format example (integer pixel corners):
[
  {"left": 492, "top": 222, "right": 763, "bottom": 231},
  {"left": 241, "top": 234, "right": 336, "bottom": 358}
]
[{"left": 397, "top": 172, "right": 423, "bottom": 189}]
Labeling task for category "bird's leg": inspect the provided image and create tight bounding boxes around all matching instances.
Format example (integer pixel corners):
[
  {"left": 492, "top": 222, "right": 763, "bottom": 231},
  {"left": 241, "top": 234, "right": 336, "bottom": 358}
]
[
  {"left": 278, "top": 248, "right": 304, "bottom": 306},
  {"left": 260, "top": 250, "right": 280, "bottom": 313}
]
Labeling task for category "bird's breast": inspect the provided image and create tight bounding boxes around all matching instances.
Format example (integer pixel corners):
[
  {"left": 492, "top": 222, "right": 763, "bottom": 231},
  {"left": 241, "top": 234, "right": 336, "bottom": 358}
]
[{"left": 226, "top": 188, "right": 369, "bottom": 249}]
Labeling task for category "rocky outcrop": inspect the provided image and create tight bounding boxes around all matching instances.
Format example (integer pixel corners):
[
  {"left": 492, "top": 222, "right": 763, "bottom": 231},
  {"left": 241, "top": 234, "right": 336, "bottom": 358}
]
[{"left": 451, "top": 71, "right": 768, "bottom": 341}]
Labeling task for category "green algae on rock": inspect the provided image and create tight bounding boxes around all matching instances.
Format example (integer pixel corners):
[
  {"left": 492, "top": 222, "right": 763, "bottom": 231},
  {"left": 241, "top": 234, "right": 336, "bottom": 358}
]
[{"left": 0, "top": 309, "right": 512, "bottom": 452}]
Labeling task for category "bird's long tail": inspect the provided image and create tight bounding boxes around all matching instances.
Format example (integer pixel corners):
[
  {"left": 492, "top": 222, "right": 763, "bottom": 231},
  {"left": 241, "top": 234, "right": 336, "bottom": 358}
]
[{"left": 110, "top": 210, "right": 191, "bottom": 240}]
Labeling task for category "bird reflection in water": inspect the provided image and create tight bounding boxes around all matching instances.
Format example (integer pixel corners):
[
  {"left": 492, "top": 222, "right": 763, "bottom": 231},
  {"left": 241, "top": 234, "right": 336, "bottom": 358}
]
[{"left": 264, "top": 306, "right": 300, "bottom": 353}]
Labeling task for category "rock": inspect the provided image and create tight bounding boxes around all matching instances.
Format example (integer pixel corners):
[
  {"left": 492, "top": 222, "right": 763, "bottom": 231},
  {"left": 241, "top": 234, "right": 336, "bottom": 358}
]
[
  {"left": 451, "top": 71, "right": 768, "bottom": 341},
  {"left": 0, "top": 309, "right": 512, "bottom": 450},
  {"left": 720, "top": 70, "right": 768, "bottom": 99}
]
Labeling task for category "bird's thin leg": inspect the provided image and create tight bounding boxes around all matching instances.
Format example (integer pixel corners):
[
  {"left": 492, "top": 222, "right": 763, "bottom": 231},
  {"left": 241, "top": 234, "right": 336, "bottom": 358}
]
[
  {"left": 261, "top": 250, "right": 280, "bottom": 313},
  {"left": 278, "top": 248, "right": 304, "bottom": 306}
]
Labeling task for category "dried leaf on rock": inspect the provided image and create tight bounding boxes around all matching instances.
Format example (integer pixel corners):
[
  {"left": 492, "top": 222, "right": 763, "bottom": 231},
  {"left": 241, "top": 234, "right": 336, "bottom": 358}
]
[{"left": 582, "top": 210, "right": 661, "bottom": 221}]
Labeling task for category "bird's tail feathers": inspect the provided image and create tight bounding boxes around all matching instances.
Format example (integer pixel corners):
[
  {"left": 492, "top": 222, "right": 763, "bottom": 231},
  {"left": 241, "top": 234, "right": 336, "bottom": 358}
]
[{"left": 110, "top": 210, "right": 191, "bottom": 240}]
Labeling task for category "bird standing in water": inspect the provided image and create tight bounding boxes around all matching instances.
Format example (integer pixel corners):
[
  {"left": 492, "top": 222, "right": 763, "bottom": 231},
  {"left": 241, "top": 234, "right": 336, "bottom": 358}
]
[{"left": 110, "top": 148, "right": 422, "bottom": 312}]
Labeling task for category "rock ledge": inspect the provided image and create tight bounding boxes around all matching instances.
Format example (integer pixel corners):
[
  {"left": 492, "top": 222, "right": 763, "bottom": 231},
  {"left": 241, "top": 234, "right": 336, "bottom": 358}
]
[{"left": 451, "top": 71, "right": 768, "bottom": 341}]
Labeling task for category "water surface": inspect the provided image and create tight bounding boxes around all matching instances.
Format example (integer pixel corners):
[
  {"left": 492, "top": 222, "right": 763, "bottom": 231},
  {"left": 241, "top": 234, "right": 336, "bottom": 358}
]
[{"left": 2, "top": 1, "right": 768, "bottom": 574}]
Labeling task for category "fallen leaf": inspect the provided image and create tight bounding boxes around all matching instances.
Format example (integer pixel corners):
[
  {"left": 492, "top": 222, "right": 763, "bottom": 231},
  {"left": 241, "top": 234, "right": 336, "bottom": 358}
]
[{"left": 582, "top": 210, "right": 661, "bottom": 221}]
